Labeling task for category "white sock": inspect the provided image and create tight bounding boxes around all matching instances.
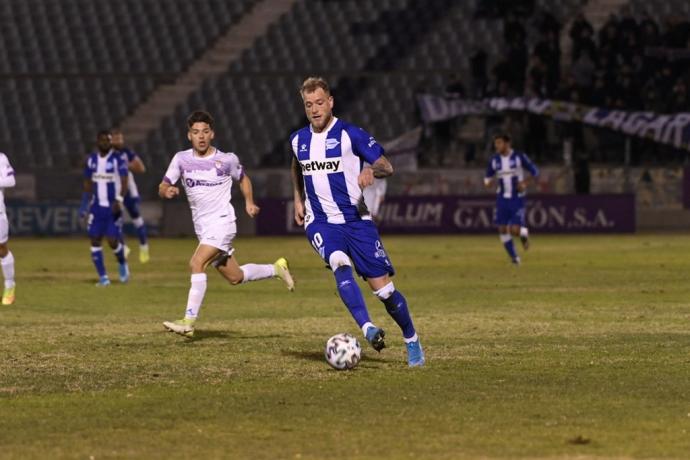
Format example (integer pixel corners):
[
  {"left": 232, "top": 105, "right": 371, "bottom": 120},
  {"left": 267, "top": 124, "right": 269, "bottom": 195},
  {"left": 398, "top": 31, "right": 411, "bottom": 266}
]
[
  {"left": 184, "top": 273, "right": 207, "bottom": 320},
  {"left": 520, "top": 227, "right": 529, "bottom": 238},
  {"left": 403, "top": 333, "right": 419, "bottom": 344},
  {"left": 1, "top": 251, "right": 14, "bottom": 289},
  {"left": 133, "top": 217, "right": 144, "bottom": 228},
  {"left": 239, "top": 264, "right": 275, "bottom": 283},
  {"left": 361, "top": 321, "right": 375, "bottom": 336}
]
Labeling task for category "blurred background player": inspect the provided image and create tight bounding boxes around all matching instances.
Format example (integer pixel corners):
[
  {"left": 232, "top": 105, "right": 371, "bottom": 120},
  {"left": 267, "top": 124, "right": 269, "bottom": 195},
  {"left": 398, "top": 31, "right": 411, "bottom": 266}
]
[
  {"left": 484, "top": 133, "right": 539, "bottom": 265},
  {"left": 79, "top": 131, "right": 130, "bottom": 286},
  {"left": 290, "top": 77, "right": 424, "bottom": 367},
  {"left": 111, "top": 129, "right": 150, "bottom": 263},
  {"left": 160, "top": 111, "right": 294, "bottom": 338},
  {"left": 361, "top": 166, "right": 387, "bottom": 221},
  {"left": 0, "top": 152, "right": 16, "bottom": 305}
]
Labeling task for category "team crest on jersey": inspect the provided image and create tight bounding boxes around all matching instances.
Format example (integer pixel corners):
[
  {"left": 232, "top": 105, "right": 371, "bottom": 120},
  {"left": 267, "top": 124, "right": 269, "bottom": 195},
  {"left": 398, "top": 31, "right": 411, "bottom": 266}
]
[
  {"left": 325, "top": 138, "right": 340, "bottom": 150},
  {"left": 300, "top": 144, "right": 307, "bottom": 152}
]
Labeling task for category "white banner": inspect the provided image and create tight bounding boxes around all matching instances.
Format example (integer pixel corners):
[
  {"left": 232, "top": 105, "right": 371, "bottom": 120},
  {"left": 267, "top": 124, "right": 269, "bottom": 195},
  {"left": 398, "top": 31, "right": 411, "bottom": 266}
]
[{"left": 416, "top": 94, "right": 690, "bottom": 151}]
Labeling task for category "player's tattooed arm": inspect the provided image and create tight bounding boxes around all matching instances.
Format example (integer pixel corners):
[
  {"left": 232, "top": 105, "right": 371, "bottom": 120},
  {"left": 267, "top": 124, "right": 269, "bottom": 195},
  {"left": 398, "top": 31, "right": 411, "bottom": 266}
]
[
  {"left": 291, "top": 158, "right": 306, "bottom": 226},
  {"left": 358, "top": 155, "right": 393, "bottom": 188},
  {"left": 239, "top": 174, "right": 260, "bottom": 218}
]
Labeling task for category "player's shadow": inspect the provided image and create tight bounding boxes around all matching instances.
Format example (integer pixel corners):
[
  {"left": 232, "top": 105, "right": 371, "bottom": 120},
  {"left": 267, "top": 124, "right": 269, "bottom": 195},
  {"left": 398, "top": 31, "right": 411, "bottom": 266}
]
[
  {"left": 181, "top": 330, "right": 292, "bottom": 343},
  {"left": 281, "top": 349, "right": 387, "bottom": 365},
  {"left": 182, "top": 330, "right": 235, "bottom": 343}
]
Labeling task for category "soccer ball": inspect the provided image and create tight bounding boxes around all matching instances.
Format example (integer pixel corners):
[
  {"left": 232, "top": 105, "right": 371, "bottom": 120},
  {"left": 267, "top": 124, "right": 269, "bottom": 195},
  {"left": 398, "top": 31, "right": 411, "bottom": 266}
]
[{"left": 325, "top": 333, "right": 362, "bottom": 370}]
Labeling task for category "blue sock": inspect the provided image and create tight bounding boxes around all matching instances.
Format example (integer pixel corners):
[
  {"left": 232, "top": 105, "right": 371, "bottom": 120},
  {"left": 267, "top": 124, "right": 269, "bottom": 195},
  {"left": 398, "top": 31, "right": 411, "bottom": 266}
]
[
  {"left": 500, "top": 234, "right": 518, "bottom": 260},
  {"left": 381, "top": 290, "right": 416, "bottom": 340},
  {"left": 334, "top": 266, "right": 371, "bottom": 328},
  {"left": 113, "top": 243, "right": 126, "bottom": 265},
  {"left": 133, "top": 217, "right": 148, "bottom": 246},
  {"left": 91, "top": 247, "right": 106, "bottom": 278}
]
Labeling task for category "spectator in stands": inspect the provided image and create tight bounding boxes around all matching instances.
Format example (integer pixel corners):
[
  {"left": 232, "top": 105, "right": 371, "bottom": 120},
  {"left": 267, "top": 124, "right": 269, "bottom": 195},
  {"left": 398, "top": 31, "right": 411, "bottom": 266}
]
[
  {"left": 470, "top": 49, "right": 489, "bottom": 98},
  {"left": 570, "top": 13, "right": 596, "bottom": 62},
  {"left": 506, "top": 40, "right": 528, "bottom": 94},
  {"left": 526, "top": 54, "right": 548, "bottom": 97},
  {"left": 445, "top": 74, "right": 466, "bottom": 98},
  {"left": 666, "top": 78, "right": 689, "bottom": 113},
  {"left": 590, "top": 74, "right": 610, "bottom": 107},
  {"left": 533, "top": 29, "right": 560, "bottom": 96},
  {"left": 534, "top": 9, "right": 560, "bottom": 38},
  {"left": 639, "top": 13, "right": 661, "bottom": 47},
  {"left": 570, "top": 50, "right": 596, "bottom": 90},
  {"left": 662, "top": 17, "right": 690, "bottom": 48},
  {"left": 504, "top": 13, "right": 526, "bottom": 44}
]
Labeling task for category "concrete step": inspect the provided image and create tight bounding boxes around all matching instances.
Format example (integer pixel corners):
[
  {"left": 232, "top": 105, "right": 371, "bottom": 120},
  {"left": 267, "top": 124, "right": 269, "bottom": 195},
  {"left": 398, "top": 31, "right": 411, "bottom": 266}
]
[{"left": 117, "top": 0, "right": 300, "bottom": 145}]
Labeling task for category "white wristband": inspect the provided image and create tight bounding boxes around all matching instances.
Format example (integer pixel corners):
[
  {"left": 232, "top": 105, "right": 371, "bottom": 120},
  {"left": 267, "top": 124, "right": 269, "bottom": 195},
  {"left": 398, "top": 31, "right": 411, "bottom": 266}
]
[{"left": 115, "top": 196, "right": 124, "bottom": 203}]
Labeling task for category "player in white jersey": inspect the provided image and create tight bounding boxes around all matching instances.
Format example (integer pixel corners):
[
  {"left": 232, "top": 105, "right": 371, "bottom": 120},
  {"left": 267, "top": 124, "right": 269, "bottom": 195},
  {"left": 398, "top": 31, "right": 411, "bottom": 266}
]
[
  {"left": 290, "top": 77, "right": 424, "bottom": 367},
  {"left": 159, "top": 111, "right": 294, "bottom": 338},
  {"left": 0, "top": 153, "right": 16, "bottom": 305}
]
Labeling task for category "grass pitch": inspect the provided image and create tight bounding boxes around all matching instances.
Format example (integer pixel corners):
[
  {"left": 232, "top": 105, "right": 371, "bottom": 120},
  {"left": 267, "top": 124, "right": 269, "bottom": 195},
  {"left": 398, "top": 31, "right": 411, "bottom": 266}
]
[{"left": 1, "top": 234, "right": 689, "bottom": 459}]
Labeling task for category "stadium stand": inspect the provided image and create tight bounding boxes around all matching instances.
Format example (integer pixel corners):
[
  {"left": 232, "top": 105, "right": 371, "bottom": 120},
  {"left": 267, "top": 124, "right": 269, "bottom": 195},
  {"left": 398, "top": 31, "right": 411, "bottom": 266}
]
[
  {"left": 2, "top": 0, "right": 687, "bottom": 173},
  {"left": 139, "top": 0, "right": 585, "bottom": 169},
  {"left": 0, "top": 0, "right": 257, "bottom": 169}
]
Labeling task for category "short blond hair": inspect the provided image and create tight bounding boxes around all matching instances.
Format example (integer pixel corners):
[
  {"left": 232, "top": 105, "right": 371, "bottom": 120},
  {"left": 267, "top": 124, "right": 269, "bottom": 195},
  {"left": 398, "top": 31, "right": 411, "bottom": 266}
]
[{"left": 300, "top": 76, "right": 330, "bottom": 96}]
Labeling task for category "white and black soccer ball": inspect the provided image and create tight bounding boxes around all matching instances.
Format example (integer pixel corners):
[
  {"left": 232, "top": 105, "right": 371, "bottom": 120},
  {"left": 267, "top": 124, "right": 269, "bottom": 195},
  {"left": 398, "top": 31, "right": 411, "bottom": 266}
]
[{"left": 325, "top": 333, "right": 362, "bottom": 370}]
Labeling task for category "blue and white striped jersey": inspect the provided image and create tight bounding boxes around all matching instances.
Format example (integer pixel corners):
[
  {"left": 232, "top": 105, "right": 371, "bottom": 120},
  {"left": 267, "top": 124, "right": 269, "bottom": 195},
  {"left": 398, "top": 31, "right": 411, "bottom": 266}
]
[
  {"left": 118, "top": 147, "right": 140, "bottom": 199},
  {"left": 485, "top": 150, "right": 539, "bottom": 200},
  {"left": 84, "top": 150, "right": 128, "bottom": 207},
  {"left": 291, "top": 117, "right": 384, "bottom": 227}
]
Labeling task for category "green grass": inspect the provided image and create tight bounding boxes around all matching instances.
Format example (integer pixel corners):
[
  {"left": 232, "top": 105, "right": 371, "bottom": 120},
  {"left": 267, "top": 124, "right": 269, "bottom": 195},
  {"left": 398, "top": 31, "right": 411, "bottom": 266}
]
[{"left": 1, "top": 235, "right": 689, "bottom": 459}]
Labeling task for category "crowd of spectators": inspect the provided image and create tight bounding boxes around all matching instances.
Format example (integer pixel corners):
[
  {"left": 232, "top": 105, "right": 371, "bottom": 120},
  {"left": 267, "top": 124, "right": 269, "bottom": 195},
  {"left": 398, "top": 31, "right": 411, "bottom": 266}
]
[{"left": 482, "top": 10, "right": 690, "bottom": 114}]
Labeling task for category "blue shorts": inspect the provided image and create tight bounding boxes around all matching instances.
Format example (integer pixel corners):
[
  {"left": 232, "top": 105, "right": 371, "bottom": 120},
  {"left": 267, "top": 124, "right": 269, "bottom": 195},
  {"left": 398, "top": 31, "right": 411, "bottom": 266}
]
[
  {"left": 306, "top": 220, "right": 395, "bottom": 279},
  {"left": 495, "top": 198, "right": 525, "bottom": 226},
  {"left": 87, "top": 205, "right": 123, "bottom": 239},
  {"left": 123, "top": 194, "right": 141, "bottom": 219}
]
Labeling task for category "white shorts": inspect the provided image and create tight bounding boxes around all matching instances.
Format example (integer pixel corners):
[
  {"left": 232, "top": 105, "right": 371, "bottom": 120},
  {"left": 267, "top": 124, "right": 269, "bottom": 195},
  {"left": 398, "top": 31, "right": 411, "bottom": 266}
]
[
  {"left": 196, "top": 219, "right": 237, "bottom": 254},
  {"left": 0, "top": 213, "right": 8, "bottom": 244}
]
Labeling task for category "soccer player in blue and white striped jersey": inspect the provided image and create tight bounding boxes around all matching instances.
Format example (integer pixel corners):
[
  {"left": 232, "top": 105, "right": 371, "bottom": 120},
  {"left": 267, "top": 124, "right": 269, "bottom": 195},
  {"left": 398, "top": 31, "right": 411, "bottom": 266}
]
[
  {"left": 111, "top": 130, "right": 150, "bottom": 263},
  {"left": 290, "top": 77, "right": 424, "bottom": 367},
  {"left": 79, "top": 131, "right": 130, "bottom": 285},
  {"left": 484, "top": 133, "right": 539, "bottom": 265}
]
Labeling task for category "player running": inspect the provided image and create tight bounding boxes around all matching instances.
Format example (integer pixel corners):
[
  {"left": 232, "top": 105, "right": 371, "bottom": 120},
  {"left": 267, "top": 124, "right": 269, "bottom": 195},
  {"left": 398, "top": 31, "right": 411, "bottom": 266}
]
[
  {"left": 0, "top": 152, "right": 16, "bottom": 305},
  {"left": 160, "top": 111, "right": 294, "bottom": 338},
  {"left": 79, "top": 130, "right": 130, "bottom": 286},
  {"left": 111, "top": 129, "right": 150, "bottom": 263},
  {"left": 290, "top": 77, "right": 424, "bottom": 367},
  {"left": 484, "top": 133, "right": 539, "bottom": 265}
]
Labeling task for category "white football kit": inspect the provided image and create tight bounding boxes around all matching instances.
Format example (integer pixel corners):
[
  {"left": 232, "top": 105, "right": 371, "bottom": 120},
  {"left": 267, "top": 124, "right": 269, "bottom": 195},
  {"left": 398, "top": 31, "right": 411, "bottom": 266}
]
[
  {"left": 163, "top": 148, "right": 244, "bottom": 252},
  {"left": 0, "top": 153, "right": 16, "bottom": 243}
]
